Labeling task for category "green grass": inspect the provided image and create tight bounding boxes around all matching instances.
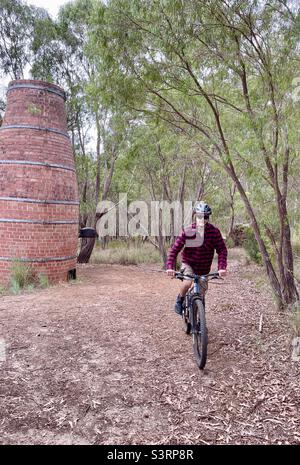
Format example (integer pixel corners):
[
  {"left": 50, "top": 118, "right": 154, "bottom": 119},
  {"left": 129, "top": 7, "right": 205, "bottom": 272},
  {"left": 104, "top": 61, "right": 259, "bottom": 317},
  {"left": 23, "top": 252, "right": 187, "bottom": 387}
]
[
  {"left": 38, "top": 274, "right": 50, "bottom": 289},
  {"left": 0, "top": 285, "right": 6, "bottom": 296},
  {"left": 9, "top": 261, "right": 36, "bottom": 294},
  {"left": 8, "top": 261, "right": 50, "bottom": 295},
  {"left": 91, "top": 240, "right": 162, "bottom": 265}
]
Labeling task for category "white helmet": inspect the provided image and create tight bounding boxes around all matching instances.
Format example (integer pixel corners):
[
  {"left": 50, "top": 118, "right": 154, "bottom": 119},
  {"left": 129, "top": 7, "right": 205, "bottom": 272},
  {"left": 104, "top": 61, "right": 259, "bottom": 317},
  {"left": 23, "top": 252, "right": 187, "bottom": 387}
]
[{"left": 193, "top": 201, "right": 212, "bottom": 216}]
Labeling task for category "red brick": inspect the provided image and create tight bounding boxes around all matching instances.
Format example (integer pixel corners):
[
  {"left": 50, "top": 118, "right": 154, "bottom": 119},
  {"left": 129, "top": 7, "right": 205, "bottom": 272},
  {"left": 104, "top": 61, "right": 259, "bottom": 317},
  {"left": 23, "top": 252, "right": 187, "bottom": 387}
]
[{"left": 0, "top": 80, "right": 79, "bottom": 285}]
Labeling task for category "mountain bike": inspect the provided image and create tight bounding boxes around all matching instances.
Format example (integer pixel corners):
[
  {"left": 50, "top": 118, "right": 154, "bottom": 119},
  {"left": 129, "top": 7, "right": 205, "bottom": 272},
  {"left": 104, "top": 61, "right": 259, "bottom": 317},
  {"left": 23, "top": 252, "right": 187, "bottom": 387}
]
[{"left": 175, "top": 271, "right": 222, "bottom": 370}]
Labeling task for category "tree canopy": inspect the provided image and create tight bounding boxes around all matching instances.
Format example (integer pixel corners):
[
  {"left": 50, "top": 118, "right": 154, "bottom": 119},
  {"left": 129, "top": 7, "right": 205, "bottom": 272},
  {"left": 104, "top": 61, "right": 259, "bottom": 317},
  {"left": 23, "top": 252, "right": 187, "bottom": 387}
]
[{"left": 0, "top": 0, "right": 300, "bottom": 308}]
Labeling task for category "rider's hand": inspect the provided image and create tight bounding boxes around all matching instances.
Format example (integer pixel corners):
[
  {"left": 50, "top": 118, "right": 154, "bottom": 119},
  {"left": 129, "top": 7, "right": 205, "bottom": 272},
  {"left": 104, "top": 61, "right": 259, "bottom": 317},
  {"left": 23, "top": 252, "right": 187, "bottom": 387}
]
[
  {"left": 218, "top": 269, "right": 227, "bottom": 278},
  {"left": 166, "top": 269, "right": 176, "bottom": 278}
]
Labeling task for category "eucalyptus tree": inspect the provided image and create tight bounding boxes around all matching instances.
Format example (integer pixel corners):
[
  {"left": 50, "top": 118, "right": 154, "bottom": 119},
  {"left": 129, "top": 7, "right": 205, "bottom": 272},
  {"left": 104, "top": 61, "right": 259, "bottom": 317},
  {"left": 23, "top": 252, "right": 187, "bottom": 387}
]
[
  {"left": 111, "top": 119, "right": 226, "bottom": 261},
  {"left": 90, "top": 0, "right": 300, "bottom": 309},
  {"left": 30, "top": 0, "right": 124, "bottom": 262},
  {"left": 31, "top": 1, "right": 108, "bottom": 224},
  {"left": 0, "top": 0, "right": 46, "bottom": 79},
  {"left": 31, "top": 0, "right": 94, "bottom": 157}
]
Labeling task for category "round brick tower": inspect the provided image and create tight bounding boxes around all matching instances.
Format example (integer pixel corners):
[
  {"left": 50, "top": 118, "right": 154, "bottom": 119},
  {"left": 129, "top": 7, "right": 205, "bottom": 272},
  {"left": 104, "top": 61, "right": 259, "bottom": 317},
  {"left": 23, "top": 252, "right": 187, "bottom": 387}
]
[{"left": 0, "top": 80, "right": 79, "bottom": 285}]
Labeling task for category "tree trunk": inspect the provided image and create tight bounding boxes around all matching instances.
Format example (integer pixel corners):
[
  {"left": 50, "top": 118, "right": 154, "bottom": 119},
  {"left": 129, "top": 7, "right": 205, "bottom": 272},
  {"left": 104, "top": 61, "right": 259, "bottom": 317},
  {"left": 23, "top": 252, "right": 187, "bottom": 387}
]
[
  {"left": 79, "top": 179, "right": 88, "bottom": 229},
  {"left": 156, "top": 233, "right": 167, "bottom": 265},
  {"left": 227, "top": 184, "right": 236, "bottom": 239},
  {"left": 158, "top": 207, "right": 168, "bottom": 265},
  {"left": 78, "top": 146, "right": 118, "bottom": 263},
  {"left": 77, "top": 237, "right": 96, "bottom": 263},
  {"left": 279, "top": 201, "right": 299, "bottom": 304},
  {"left": 102, "top": 151, "right": 117, "bottom": 201},
  {"left": 224, "top": 161, "right": 285, "bottom": 309},
  {"left": 95, "top": 116, "right": 101, "bottom": 206}
]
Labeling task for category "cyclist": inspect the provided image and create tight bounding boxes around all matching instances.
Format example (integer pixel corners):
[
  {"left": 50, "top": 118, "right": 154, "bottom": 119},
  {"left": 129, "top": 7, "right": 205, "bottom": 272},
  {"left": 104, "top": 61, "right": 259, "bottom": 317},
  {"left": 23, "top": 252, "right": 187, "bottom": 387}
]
[{"left": 166, "top": 201, "right": 227, "bottom": 315}]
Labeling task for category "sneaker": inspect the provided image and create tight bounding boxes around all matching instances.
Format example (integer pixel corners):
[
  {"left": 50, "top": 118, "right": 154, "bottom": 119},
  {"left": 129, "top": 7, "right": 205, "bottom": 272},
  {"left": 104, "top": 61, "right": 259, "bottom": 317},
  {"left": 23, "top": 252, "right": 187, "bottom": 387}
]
[{"left": 175, "top": 295, "right": 184, "bottom": 315}]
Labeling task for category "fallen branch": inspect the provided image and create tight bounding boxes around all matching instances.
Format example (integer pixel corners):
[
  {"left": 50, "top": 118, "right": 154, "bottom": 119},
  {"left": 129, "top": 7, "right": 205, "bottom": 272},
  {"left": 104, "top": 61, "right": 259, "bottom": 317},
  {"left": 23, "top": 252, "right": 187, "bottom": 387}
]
[{"left": 259, "top": 313, "right": 263, "bottom": 333}]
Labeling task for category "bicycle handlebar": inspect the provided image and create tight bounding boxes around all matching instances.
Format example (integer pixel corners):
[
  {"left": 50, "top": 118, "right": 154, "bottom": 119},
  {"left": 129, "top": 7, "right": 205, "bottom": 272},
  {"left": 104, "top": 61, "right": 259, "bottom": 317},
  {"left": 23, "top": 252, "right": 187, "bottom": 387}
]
[{"left": 174, "top": 271, "right": 223, "bottom": 281}]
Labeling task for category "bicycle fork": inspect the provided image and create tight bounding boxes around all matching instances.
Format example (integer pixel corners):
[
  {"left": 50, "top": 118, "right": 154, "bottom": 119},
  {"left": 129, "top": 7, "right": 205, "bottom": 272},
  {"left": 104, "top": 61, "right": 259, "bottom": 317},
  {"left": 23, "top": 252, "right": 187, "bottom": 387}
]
[
  {"left": 190, "top": 277, "right": 200, "bottom": 343},
  {"left": 190, "top": 295, "right": 205, "bottom": 343},
  {"left": 188, "top": 294, "right": 196, "bottom": 344}
]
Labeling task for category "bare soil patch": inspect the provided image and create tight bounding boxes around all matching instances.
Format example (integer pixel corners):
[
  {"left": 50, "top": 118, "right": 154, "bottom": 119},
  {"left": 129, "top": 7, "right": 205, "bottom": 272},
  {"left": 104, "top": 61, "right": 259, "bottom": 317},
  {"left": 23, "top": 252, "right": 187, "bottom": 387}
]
[{"left": 0, "top": 253, "right": 299, "bottom": 444}]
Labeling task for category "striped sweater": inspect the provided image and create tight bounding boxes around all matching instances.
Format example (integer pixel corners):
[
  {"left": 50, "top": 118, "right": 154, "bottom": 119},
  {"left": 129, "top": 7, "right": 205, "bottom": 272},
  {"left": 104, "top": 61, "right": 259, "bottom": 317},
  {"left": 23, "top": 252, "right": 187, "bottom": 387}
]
[{"left": 166, "top": 222, "right": 227, "bottom": 275}]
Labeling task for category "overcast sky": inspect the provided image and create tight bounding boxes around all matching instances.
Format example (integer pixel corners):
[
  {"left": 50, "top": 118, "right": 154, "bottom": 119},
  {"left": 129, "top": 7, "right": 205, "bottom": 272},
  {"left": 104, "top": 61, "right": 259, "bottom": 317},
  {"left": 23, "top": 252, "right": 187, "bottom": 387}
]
[{"left": 26, "top": 0, "right": 69, "bottom": 18}]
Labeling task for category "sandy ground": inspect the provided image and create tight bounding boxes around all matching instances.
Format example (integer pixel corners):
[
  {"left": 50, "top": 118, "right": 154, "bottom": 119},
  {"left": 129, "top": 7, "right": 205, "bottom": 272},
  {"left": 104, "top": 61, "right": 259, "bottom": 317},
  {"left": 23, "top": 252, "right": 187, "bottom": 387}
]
[{"left": 0, "top": 253, "right": 299, "bottom": 445}]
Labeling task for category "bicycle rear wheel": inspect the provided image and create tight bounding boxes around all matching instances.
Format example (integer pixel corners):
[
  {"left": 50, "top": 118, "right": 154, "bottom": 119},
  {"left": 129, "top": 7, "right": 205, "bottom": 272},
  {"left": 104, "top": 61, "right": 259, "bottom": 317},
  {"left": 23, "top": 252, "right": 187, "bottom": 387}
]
[{"left": 192, "top": 298, "right": 208, "bottom": 369}]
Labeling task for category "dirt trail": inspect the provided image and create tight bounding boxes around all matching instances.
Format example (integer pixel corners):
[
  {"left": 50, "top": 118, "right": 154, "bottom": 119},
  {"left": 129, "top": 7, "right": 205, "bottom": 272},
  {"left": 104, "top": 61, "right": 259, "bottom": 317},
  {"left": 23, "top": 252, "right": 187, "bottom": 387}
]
[{"left": 0, "top": 253, "right": 299, "bottom": 444}]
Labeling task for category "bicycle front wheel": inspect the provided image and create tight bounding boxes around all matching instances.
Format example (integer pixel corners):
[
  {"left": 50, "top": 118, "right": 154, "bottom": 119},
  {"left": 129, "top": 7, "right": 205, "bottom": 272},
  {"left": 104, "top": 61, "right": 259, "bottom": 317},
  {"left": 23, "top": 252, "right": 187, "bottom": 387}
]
[
  {"left": 182, "top": 297, "right": 191, "bottom": 335},
  {"left": 192, "top": 298, "right": 208, "bottom": 369}
]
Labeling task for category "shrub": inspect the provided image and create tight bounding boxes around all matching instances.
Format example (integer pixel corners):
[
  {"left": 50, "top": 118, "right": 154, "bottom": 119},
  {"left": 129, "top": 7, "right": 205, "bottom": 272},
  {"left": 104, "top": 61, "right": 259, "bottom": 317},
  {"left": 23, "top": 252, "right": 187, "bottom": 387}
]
[
  {"left": 229, "top": 224, "right": 249, "bottom": 246},
  {"left": 225, "top": 236, "right": 235, "bottom": 249},
  {"left": 0, "top": 285, "right": 6, "bottom": 296},
  {"left": 243, "top": 227, "right": 262, "bottom": 265},
  {"left": 9, "top": 261, "right": 50, "bottom": 294},
  {"left": 9, "top": 260, "right": 37, "bottom": 294},
  {"left": 38, "top": 274, "right": 50, "bottom": 289}
]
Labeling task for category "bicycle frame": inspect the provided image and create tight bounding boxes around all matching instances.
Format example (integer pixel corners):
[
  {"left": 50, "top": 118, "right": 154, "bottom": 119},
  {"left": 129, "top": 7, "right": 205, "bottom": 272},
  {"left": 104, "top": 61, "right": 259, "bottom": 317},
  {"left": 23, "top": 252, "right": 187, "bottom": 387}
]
[{"left": 193, "top": 275, "right": 201, "bottom": 295}]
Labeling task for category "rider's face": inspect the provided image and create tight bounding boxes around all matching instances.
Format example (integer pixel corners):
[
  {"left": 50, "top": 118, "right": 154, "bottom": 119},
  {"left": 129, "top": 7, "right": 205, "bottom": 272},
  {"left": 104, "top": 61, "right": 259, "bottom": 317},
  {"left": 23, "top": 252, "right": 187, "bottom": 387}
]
[{"left": 195, "top": 214, "right": 209, "bottom": 222}]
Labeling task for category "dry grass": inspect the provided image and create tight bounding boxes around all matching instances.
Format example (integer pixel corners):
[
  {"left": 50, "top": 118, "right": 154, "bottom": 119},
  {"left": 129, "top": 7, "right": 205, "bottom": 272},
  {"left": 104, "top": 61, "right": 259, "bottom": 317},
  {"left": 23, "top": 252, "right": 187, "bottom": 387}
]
[
  {"left": 227, "top": 247, "right": 247, "bottom": 263},
  {"left": 91, "top": 240, "right": 162, "bottom": 266},
  {"left": 1, "top": 261, "right": 50, "bottom": 296}
]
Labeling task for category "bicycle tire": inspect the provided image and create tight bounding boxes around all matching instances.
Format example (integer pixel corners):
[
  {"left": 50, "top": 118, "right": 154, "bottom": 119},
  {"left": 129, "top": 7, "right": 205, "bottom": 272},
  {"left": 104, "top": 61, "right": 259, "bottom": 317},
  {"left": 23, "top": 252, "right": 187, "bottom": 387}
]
[
  {"left": 192, "top": 298, "right": 208, "bottom": 369},
  {"left": 182, "top": 296, "right": 191, "bottom": 334}
]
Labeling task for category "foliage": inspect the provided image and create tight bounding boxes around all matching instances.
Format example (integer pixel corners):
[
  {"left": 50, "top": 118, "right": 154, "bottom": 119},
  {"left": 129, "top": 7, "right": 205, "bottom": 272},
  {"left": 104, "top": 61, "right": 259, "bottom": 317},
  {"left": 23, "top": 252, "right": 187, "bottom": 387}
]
[
  {"left": 0, "top": 285, "right": 6, "bottom": 296},
  {"left": 225, "top": 236, "right": 235, "bottom": 249},
  {"left": 9, "top": 260, "right": 36, "bottom": 294},
  {"left": 8, "top": 261, "right": 50, "bottom": 294},
  {"left": 0, "top": 0, "right": 48, "bottom": 79},
  {"left": 38, "top": 274, "right": 50, "bottom": 289},
  {"left": 1, "top": 0, "right": 300, "bottom": 308},
  {"left": 88, "top": 0, "right": 300, "bottom": 307},
  {"left": 243, "top": 227, "right": 262, "bottom": 265}
]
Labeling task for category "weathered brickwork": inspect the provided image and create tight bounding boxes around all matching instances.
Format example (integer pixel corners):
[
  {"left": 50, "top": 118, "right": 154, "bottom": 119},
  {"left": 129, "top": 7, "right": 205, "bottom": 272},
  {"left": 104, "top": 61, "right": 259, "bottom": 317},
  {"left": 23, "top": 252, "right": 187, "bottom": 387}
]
[
  {"left": 0, "top": 165, "right": 78, "bottom": 201},
  {"left": 0, "top": 80, "right": 79, "bottom": 285},
  {"left": 0, "top": 131, "right": 75, "bottom": 166}
]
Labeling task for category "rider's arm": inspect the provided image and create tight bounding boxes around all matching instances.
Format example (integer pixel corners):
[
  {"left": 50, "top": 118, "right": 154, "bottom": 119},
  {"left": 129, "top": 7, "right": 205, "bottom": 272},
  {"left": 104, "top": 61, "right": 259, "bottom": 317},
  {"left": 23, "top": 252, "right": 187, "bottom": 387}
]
[
  {"left": 214, "top": 228, "right": 228, "bottom": 273},
  {"left": 166, "top": 230, "right": 186, "bottom": 271}
]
